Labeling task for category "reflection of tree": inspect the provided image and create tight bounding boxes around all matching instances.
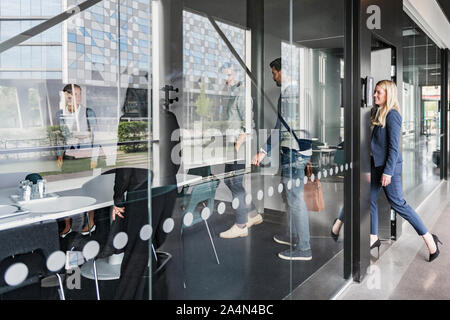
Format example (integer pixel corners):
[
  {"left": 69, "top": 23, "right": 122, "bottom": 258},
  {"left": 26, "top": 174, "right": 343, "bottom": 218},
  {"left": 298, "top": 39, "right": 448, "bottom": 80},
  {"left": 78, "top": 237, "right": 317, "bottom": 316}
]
[
  {"left": 46, "top": 125, "right": 71, "bottom": 155},
  {"left": 0, "top": 86, "right": 20, "bottom": 128},
  {"left": 195, "top": 81, "right": 212, "bottom": 120}
]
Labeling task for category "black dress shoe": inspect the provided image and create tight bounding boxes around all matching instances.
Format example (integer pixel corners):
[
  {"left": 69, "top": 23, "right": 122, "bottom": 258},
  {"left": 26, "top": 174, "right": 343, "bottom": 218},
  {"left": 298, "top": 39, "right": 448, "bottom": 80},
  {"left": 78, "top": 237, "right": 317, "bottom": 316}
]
[
  {"left": 429, "top": 234, "right": 443, "bottom": 262},
  {"left": 331, "top": 219, "right": 339, "bottom": 242}
]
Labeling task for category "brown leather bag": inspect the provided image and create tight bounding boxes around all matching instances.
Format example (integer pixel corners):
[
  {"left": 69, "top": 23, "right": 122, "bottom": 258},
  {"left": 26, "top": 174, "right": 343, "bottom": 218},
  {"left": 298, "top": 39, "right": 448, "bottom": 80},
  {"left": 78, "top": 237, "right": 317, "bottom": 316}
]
[{"left": 304, "top": 161, "right": 324, "bottom": 212}]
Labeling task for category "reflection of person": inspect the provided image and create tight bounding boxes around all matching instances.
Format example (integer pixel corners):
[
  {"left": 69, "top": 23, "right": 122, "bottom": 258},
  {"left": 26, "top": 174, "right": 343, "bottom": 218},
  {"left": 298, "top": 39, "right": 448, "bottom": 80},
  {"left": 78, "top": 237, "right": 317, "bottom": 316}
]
[
  {"left": 252, "top": 58, "right": 313, "bottom": 261},
  {"left": 331, "top": 80, "right": 441, "bottom": 262},
  {"left": 56, "top": 84, "right": 98, "bottom": 237},
  {"left": 218, "top": 63, "right": 262, "bottom": 239},
  {"left": 113, "top": 106, "right": 180, "bottom": 299}
]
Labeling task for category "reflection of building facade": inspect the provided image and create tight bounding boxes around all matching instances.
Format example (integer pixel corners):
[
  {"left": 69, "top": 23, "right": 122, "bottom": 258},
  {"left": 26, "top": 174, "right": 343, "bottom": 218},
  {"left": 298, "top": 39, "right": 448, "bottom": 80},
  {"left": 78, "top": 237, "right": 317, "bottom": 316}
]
[{"left": 63, "top": 0, "right": 150, "bottom": 89}]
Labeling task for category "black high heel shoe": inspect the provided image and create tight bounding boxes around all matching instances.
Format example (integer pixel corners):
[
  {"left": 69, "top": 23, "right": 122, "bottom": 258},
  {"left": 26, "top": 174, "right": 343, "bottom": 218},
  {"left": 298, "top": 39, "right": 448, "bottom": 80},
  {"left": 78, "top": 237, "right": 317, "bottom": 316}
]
[
  {"left": 429, "top": 234, "right": 443, "bottom": 262},
  {"left": 370, "top": 239, "right": 381, "bottom": 257},
  {"left": 331, "top": 219, "right": 339, "bottom": 242}
]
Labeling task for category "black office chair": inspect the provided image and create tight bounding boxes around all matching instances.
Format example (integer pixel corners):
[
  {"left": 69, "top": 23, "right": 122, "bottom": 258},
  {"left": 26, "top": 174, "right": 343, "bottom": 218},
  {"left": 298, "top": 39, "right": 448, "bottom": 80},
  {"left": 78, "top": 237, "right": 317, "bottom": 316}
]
[{"left": 0, "top": 220, "right": 65, "bottom": 299}]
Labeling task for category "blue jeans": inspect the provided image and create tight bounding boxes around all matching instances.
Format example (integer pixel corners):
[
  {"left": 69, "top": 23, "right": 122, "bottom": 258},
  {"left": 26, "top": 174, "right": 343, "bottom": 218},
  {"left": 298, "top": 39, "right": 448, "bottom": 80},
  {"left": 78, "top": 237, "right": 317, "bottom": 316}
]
[
  {"left": 224, "top": 162, "right": 256, "bottom": 225},
  {"left": 280, "top": 148, "right": 311, "bottom": 251}
]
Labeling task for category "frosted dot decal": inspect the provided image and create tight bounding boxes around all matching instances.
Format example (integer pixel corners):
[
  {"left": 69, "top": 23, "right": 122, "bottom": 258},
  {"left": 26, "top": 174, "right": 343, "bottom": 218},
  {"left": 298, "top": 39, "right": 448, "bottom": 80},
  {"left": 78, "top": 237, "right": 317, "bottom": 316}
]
[
  {"left": 82, "top": 240, "right": 100, "bottom": 261},
  {"left": 257, "top": 190, "right": 264, "bottom": 201},
  {"left": 324, "top": 170, "right": 328, "bottom": 178},
  {"left": 4, "top": 263, "right": 28, "bottom": 287},
  {"left": 46, "top": 251, "right": 66, "bottom": 272},
  {"left": 232, "top": 198, "right": 240, "bottom": 209},
  {"left": 311, "top": 174, "right": 315, "bottom": 182},
  {"left": 113, "top": 232, "right": 128, "bottom": 250},
  {"left": 245, "top": 194, "right": 252, "bottom": 205},
  {"left": 140, "top": 224, "right": 152, "bottom": 241},
  {"left": 268, "top": 186, "right": 274, "bottom": 197},
  {"left": 330, "top": 168, "right": 334, "bottom": 176},
  {"left": 345, "top": 163, "right": 348, "bottom": 171},
  {"left": 278, "top": 183, "right": 283, "bottom": 193},
  {"left": 217, "top": 202, "right": 226, "bottom": 215},
  {"left": 296, "top": 178, "right": 300, "bottom": 187},
  {"left": 335, "top": 166, "right": 339, "bottom": 174},
  {"left": 318, "top": 171, "right": 322, "bottom": 180},
  {"left": 340, "top": 165, "right": 344, "bottom": 172},
  {"left": 163, "top": 218, "right": 175, "bottom": 233},
  {"left": 304, "top": 176, "right": 308, "bottom": 185},
  {"left": 183, "top": 212, "right": 193, "bottom": 226},
  {"left": 201, "top": 207, "right": 211, "bottom": 220},
  {"left": 287, "top": 180, "right": 292, "bottom": 190},
  {"left": 350, "top": 162, "right": 353, "bottom": 169}
]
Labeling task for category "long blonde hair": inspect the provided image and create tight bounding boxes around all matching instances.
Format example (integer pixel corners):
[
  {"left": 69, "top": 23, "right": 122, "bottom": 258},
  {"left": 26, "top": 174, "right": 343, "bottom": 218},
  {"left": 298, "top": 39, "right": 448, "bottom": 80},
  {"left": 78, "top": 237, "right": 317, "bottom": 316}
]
[{"left": 371, "top": 80, "right": 401, "bottom": 128}]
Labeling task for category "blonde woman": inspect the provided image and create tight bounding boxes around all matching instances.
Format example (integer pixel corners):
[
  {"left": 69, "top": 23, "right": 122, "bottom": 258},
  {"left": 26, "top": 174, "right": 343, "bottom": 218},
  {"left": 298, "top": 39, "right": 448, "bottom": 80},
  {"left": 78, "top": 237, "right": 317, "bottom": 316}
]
[{"left": 332, "top": 80, "right": 442, "bottom": 262}]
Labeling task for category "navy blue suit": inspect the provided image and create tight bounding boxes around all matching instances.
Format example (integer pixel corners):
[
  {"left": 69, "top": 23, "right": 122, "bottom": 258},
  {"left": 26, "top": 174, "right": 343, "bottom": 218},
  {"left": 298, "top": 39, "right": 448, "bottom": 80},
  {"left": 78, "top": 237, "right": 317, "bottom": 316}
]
[{"left": 369, "top": 109, "right": 427, "bottom": 236}]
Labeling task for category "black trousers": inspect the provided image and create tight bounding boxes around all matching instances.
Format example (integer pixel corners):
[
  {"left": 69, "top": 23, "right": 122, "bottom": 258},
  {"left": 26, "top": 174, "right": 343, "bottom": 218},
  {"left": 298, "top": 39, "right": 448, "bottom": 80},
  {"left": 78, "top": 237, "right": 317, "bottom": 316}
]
[{"left": 114, "top": 188, "right": 177, "bottom": 300}]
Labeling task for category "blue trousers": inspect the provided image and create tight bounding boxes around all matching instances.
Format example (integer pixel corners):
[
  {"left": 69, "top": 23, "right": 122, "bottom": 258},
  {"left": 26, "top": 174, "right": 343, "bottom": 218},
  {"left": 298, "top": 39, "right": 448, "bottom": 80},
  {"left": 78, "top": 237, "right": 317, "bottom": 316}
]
[
  {"left": 224, "top": 162, "right": 256, "bottom": 225},
  {"left": 337, "top": 160, "right": 428, "bottom": 236},
  {"left": 280, "top": 148, "right": 311, "bottom": 251},
  {"left": 370, "top": 160, "right": 427, "bottom": 236}
]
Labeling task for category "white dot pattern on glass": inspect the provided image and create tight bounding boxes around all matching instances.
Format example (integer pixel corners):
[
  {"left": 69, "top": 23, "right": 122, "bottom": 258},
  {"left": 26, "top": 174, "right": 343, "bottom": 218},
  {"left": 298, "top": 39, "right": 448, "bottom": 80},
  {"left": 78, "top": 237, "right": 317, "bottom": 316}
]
[
  {"left": 278, "top": 183, "right": 283, "bottom": 193},
  {"left": 257, "top": 190, "right": 264, "bottom": 201},
  {"left": 183, "top": 212, "right": 193, "bottom": 226},
  {"left": 268, "top": 186, "right": 274, "bottom": 197},
  {"left": 304, "top": 176, "right": 308, "bottom": 185},
  {"left": 245, "top": 194, "right": 252, "bottom": 205},
  {"left": 324, "top": 170, "right": 328, "bottom": 178},
  {"left": 350, "top": 162, "right": 353, "bottom": 169},
  {"left": 330, "top": 168, "right": 333, "bottom": 176},
  {"left": 163, "top": 218, "right": 175, "bottom": 233},
  {"left": 46, "top": 251, "right": 66, "bottom": 272},
  {"left": 82, "top": 240, "right": 100, "bottom": 261},
  {"left": 318, "top": 171, "right": 321, "bottom": 180},
  {"left": 232, "top": 198, "right": 240, "bottom": 209},
  {"left": 201, "top": 207, "right": 211, "bottom": 220},
  {"left": 139, "top": 224, "right": 152, "bottom": 241},
  {"left": 311, "top": 174, "right": 315, "bottom": 182},
  {"left": 4, "top": 263, "right": 28, "bottom": 287},
  {"left": 287, "top": 180, "right": 292, "bottom": 190},
  {"left": 217, "top": 202, "right": 226, "bottom": 215},
  {"left": 340, "top": 165, "right": 344, "bottom": 172},
  {"left": 113, "top": 232, "right": 128, "bottom": 250},
  {"left": 345, "top": 163, "right": 348, "bottom": 171},
  {"left": 335, "top": 167, "right": 339, "bottom": 174},
  {"left": 296, "top": 178, "right": 300, "bottom": 187}
]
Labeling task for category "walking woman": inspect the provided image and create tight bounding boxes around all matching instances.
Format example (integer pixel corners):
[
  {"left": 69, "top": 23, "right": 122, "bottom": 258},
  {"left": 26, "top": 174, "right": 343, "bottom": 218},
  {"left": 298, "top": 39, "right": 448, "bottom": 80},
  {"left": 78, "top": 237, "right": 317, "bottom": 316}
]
[{"left": 331, "top": 80, "right": 442, "bottom": 262}]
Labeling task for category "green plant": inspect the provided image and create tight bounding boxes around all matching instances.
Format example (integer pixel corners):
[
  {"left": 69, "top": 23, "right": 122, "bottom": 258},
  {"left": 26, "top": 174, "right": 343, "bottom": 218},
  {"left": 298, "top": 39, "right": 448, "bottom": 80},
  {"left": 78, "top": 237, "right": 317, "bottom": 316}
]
[{"left": 118, "top": 121, "right": 149, "bottom": 153}]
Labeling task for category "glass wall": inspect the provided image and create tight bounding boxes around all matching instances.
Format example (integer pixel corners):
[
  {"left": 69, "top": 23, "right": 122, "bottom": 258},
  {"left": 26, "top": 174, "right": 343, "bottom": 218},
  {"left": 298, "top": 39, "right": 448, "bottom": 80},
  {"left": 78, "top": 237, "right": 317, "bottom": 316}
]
[
  {"left": 0, "top": 0, "right": 349, "bottom": 300},
  {"left": 402, "top": 11, "right": 442, "bottom": 208}
]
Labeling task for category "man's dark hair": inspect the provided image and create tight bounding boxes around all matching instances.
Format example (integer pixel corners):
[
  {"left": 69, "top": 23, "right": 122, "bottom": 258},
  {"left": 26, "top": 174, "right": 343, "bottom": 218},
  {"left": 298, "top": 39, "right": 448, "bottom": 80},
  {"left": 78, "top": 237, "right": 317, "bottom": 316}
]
[
  {"left": 219, "top": 62, "right": 233, "bottom": 73},
  {"left": 270, "top": 58, "right": 281, "bottom": 72},
  {"left": 62, "top": 83, "right": 81, "bottom": 94}
]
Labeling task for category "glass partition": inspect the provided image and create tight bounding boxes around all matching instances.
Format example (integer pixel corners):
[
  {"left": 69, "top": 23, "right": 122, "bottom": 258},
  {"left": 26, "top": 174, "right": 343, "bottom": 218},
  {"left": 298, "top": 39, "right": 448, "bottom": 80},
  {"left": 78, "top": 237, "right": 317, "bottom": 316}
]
[
  {"left": 402, "top": 11, "right": 441, "bottom": 208},
  {"left": 0, "top": 0, "right": 349, "bottom": 300}
]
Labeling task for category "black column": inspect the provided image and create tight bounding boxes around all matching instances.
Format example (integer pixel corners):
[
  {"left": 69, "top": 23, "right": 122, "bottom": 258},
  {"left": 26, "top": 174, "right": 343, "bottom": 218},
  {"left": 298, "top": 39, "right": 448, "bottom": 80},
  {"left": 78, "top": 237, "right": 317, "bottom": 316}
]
[
  {"left": 343, "top": 0, "right": 360, "bottom": 280},
  {"left": 441, "top": 49, "right": 449, "bottom": 180}
]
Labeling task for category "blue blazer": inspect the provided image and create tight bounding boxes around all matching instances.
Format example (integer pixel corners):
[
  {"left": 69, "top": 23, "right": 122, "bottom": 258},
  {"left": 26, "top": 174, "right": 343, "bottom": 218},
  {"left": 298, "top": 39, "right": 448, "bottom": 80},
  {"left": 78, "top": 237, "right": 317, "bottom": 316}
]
[{"left": 371, "top": 109, "right": 403, "bottom": 176}]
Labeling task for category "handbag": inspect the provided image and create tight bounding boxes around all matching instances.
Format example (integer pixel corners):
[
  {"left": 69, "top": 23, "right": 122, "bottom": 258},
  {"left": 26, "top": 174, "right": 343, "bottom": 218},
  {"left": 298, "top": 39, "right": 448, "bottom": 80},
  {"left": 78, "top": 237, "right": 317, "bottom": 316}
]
[{"left": 304, "top": 161, "right": 324, "bottom": 212}]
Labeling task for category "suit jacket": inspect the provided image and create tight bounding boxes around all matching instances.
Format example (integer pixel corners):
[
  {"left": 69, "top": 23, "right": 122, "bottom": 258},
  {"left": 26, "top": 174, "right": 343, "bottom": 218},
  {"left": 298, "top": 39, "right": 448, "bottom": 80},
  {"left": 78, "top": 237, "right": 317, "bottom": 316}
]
[{"left": 371, "top": 109, "right": 403, "bottom": 176}]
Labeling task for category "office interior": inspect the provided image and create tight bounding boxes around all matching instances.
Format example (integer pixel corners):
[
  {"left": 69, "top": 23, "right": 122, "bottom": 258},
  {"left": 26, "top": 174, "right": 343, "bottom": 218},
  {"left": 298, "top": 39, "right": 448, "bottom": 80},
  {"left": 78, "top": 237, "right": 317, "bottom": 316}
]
[{"left": 0, "top": 0, "right": 449, "bottom": 300}]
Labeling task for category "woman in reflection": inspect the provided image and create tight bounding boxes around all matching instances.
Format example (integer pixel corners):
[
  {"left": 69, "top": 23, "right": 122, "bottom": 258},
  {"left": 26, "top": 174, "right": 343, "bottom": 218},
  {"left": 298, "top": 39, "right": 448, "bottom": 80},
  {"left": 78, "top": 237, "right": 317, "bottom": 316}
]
[{"left": 331, "top": 80, "right": 442, "bottom": 262}]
